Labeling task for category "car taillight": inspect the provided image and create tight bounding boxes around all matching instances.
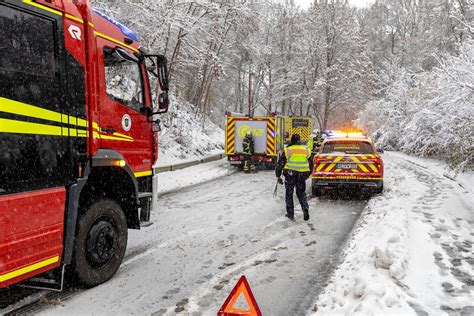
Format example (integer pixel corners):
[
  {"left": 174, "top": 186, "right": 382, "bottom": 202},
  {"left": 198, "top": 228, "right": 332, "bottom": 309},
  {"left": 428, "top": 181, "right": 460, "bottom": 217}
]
[{"left": 374, "top": 156, "right": 383, "bottom": 173}]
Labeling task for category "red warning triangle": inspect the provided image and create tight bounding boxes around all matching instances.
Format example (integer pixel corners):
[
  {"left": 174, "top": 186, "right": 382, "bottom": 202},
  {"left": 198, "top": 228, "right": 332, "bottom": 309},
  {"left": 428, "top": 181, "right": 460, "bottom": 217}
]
[{"left": 218, "top": 275, "right": 262, "bottom": 316}]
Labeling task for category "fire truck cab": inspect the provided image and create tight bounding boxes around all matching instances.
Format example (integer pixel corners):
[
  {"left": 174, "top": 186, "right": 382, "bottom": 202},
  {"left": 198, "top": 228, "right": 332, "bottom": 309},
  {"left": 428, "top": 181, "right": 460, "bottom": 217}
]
[{"left": 0, "top": 0, "right": 169, "bottom": 289}]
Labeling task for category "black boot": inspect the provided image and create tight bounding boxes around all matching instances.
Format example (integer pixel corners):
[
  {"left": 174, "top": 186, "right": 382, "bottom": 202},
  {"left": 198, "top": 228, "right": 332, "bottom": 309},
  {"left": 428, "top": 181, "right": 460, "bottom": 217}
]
[
  {"left": 285, "top": 213, "right": 295, "bottom": 221},
  {"left": 303, "top": 209, "right": 309, "bottom": 221}
]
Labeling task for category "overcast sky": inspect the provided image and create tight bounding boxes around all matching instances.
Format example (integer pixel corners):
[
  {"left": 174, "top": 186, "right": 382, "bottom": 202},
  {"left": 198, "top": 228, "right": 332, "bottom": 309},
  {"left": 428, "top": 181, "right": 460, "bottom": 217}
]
[{"left": 294, "top": 0, "right": 375, "bottom": 9}]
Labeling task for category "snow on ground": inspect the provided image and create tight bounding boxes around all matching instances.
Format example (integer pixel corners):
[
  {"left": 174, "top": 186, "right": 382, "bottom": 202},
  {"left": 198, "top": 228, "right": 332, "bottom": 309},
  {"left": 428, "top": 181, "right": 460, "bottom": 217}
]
[
  {"left": 156, "top": 97, "right": 224, "bottom": 167},
  {"left": 155, "top": 158, "right": 235, "bottom": 194},
  {"left": 312, "top": 152, "right": 474, "bottom": 315},
  {"left": 38, "top": 168, "right": 365, "bottom": 315}
]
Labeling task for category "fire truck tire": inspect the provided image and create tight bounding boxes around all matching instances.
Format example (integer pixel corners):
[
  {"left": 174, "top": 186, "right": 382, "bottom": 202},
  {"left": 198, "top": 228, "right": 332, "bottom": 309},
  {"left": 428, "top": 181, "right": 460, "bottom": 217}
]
[{"left": 73, "top": 198, "right": 128, "bottom": 287}]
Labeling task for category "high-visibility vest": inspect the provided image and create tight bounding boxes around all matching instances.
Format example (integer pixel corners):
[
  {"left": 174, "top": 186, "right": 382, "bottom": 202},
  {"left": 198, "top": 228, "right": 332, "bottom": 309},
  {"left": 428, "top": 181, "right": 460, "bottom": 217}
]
[
  {"left": 308, "top": 137, "right": 314, "bottom": 152},
  {"left": 284, "top": 145, "right": 310, "bottom": 172}
]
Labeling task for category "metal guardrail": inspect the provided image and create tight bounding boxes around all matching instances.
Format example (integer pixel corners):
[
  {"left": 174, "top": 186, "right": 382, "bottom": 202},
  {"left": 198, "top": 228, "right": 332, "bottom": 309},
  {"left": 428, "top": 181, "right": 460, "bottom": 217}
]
[{"left": 153, "top": 153, "right": 226, "bottom": 174}]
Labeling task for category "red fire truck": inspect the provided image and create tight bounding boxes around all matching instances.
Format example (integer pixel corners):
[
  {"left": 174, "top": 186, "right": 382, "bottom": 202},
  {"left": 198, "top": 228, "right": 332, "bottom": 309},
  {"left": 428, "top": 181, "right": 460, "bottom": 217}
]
[{"left": 0, "top": 0, "right": 169, "bottom": 289}]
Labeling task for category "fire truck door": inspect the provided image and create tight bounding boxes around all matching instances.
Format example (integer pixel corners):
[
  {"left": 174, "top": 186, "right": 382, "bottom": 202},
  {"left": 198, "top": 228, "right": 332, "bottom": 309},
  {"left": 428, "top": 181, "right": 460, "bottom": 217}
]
[{"left": 96, "top": 38, "right": 153, "bottom": 177}]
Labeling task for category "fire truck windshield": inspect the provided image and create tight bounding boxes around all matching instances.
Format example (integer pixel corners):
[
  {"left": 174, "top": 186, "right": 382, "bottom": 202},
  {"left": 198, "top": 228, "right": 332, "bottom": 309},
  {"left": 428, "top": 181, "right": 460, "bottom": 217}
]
[{"left": 103, "top": 47, "right": 143, "bottom": 112}]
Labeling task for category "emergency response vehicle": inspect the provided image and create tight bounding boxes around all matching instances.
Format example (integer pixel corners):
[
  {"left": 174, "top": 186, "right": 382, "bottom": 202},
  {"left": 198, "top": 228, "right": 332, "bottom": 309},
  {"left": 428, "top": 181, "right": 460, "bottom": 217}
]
[
  {"left": 310, "top": 132, "right": 384, "bottom": 196},
  {"left": 225, "top": 112, "right": 285, "bottom": 168},
  {"left": 0, "top": 0, "right": 169, "bottom": 289},
  {"left": 283, "top": 116, "right": 312, "bottom": 145}
]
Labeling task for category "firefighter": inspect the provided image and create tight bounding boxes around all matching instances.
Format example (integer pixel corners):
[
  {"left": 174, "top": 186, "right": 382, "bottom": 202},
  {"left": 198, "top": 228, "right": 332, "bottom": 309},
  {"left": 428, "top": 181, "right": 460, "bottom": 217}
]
[
  {"left": 311, "top": 129, "right": 323, "bottom": 155},
  {"left": 275, "top": 133, "right": 313, "bottom": 221},
  {"left": 242, "top": 130, "right": 257, "bottom": 173}
]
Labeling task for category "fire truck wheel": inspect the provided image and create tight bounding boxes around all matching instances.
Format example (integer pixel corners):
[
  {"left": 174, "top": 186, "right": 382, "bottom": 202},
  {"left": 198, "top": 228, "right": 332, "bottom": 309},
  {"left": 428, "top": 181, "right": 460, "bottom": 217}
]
[{"left": 73, "top": 198, "right": 128, "bottom": 287}]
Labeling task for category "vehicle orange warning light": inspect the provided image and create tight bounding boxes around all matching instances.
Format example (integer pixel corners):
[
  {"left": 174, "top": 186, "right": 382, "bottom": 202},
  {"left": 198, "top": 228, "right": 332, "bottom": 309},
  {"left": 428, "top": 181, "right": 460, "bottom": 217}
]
[{"left": 218, "top": 275, "right": 262, "bottom": 316}]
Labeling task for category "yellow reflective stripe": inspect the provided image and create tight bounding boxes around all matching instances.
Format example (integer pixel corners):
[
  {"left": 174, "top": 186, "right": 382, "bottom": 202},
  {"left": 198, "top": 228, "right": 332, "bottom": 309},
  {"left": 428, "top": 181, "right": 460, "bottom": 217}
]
[
  {"left": 1, "top": 118, "right": 59, "bottom": 136},
  {"left": 22, "top": 0, "right": 61, "bottom": 15},
  {"left": 334, "top": 169, "right": 342, "bottom": 173},
  {"left": 112, "top": 132, "right": 133, "bottom": 140},
  {"left": 95, "top": 31, "right": 139, "bottom": 53},
  {"left": 0, "top": 118, "right": 88, "bottom": 137},
  {"left": 324, "top": 164, "right": 335, "bottom": 172},
  {"left": 368, "top": 163, "right": 379, "bottom": 173},
  {"left": 351, "top": 169, "right": 359, "bottom": 173},
  {"left": 64, "top": 13, "right": 95, "bottom": 27},
  {"left": 316, "top": 163, "right": 326, "bottom": 172},
  {"left": 312, "top": 176, "right": 383, "bottom": 180},
  {"left": 134, "top": 171, "right": 152, "bottom": 178},
  {"left": 350, "top": 156, "right": 361, "bottom": 163},
  {"left": 0, "top": 97, "right": 87, "bottom": 128},
  {"left": 358, "top": 163, "right": 369, "bottom": 173},
  {"left": 93, "top": 131, "right": 134, "bottom": 142},
  {"left": 65, "top": 13, "right": 83, "bottom": 24},
  {"left": 0, "top": 98, "right": 135, "bottom": 142},
  {"left": 0, "top": 256, "right": 59, "bottom": 283},
  {"left": 324, "top": 156, "right": 344, "bottom": 172}
]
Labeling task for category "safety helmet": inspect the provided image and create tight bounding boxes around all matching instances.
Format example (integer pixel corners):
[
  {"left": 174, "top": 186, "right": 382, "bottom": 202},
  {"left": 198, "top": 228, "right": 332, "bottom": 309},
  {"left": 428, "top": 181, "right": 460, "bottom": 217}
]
[
  {"left": 312, "top": 129, "right": 320, "bottom": 137},
  {"left": 245, "top": 130, "right": 253, "bottom": 137}
]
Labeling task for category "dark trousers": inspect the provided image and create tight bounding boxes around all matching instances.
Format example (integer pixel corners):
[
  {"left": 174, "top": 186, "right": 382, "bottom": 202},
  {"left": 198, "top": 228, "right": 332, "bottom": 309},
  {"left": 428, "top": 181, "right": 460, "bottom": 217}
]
[
  {"left": 243, "top": 155, "right": 256, "bottom": 173},
  {"left": 284, "top": 171, "right": 309, "bottom": 217}
]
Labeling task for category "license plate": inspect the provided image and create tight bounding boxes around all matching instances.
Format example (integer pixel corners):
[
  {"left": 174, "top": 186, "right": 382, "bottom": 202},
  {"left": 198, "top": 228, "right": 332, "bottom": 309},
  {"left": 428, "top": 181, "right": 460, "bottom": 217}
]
[
  {"left": 337, "top": 163, "right": 356, "bottom": 169},
  {"left": 230, "top": 161, "right": 242, "bottom": 165}
]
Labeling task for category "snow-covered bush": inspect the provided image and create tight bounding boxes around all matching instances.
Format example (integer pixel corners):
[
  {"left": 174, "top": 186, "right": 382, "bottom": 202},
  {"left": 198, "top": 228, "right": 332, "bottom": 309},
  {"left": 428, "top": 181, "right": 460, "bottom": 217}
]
[
  {"left": 357, "top": 40, "right": 474, "bottom": 171},
  {"left": 156, "top": 95, "right": 224, "bottom": 165}
]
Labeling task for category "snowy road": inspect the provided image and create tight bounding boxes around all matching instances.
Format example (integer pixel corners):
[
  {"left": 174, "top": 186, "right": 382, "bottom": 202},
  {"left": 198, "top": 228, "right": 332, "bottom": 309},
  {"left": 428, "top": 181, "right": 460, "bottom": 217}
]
[
  {"left": 1, "top": 167, "right": 367, "bottom": 315},
  {"left": 314, "top": 153, "right": 473, "bottom": 315}
]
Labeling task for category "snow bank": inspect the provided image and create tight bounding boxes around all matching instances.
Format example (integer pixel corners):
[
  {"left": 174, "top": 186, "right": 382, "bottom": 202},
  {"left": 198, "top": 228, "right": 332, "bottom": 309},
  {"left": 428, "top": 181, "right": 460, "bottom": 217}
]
[
  {"left": 311, "top": 152, "right": 474, "bottom": 315},
  {"left": 155, "top": 158, "right": 234, "bottom": 194},
  {"left": 156, "top": 96, "right": 224, "bottom": 167}
]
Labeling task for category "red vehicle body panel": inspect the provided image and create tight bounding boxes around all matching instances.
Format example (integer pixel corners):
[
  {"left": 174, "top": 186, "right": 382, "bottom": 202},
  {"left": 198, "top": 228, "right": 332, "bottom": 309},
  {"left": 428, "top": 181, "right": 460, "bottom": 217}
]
[
  {"left": 0, "top": 0, "right": 156, "bottom": 288},
  {"left": 311, "top": 138, "right": 384, "bottom": 183},
  {"left": 0, "top": 188, "right": 65, "bottom": 287}
]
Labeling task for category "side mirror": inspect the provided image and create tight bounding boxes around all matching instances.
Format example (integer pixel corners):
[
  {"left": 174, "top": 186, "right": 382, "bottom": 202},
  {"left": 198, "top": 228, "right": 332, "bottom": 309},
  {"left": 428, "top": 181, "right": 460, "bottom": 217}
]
[
  {"left": 156, "top": 55, "right": 169, "bottom": 92},
  {"left": 144, "top": 54, "right": 170, "bottom": 116},
  {"left": 156, "top": 92, "right": 169, "bottom": 114},
  {"left": 377, "top": 148, "right": 384, "bottom": 154}
]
